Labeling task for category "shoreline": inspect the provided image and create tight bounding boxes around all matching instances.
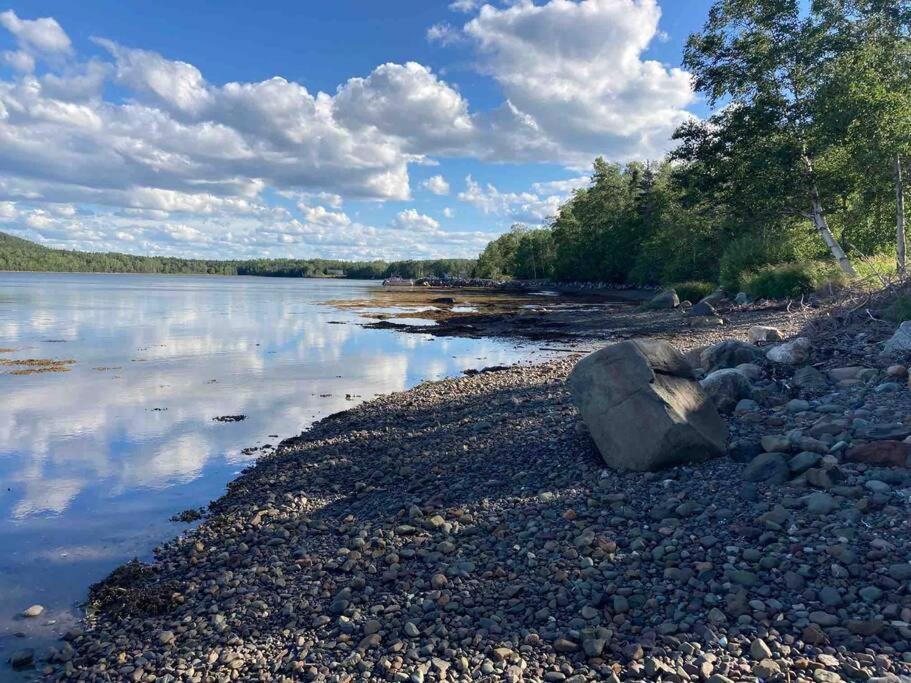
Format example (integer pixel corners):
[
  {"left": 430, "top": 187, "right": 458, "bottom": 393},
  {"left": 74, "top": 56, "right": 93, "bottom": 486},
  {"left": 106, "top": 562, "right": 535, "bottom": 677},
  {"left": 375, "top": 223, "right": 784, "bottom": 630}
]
[{"left": 29, "top": 293, "right": 911, "bottom": 681}]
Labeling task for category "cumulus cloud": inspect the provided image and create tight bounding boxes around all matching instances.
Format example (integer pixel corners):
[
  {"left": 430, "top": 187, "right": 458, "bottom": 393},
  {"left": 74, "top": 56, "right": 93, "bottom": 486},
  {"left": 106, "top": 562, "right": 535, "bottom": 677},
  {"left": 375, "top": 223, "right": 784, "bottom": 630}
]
[
  {"left": 96, "top": 39, "right": 213, "bottom": 115},
  {"left": 297, "top": 203, "right": 352, "bottom": 227},
  {"left": 334, "top": 62, "right": 474, "bottom": 155},
  {"left": 3, "top": 49, "right": 34, "bottom": 72},
  {"left": 391, "top": 208, "right": 441, "bottom": 233},
  {"left": 458, "top": 174, "right": 587, "bottom": 224},
  {"left": 455, "top": 0, "right": 694, "bottom": 164},
  {"left": 422, "top": 174, "right": 450, "bottom": 195},
  {"left": 0, "top": 10, "right": 72, "bottom": 56}
]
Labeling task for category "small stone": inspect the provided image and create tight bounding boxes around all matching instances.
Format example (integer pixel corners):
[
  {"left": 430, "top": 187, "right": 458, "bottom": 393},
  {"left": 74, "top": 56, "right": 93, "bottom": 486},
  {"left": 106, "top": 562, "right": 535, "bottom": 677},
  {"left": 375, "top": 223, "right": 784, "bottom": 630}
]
[
  {"left": 767, "top": 337, "right": 812, "bottom": 365},
  {"left": 21, "top": 604, "right": 44, "bottom": 618},
  {"left": 10, "top": 649, "right": 34, "bottom": 670},
  {"left": 786, "top": 398, "right": 811, "bottom": 413},
  {"left": 859, "top": 585, "right": 882, "bottom": 602},
  {"left": 864, "top": 479, "right": 890, "bottom": 493},
  {"left": 789, "top": 451, "right": 821, "bottom": 473},
  {"left": 805, "top": 491, "right": 837, "bottom": 515},
  {"left": 761, "top": 434, "right": 791, "bottom": 452},
  {"left": 582, "top": 638, "right": 605, "bottom": 657},
  {"left": 887, "top": 364, "right": 907, "bottom": 377},
  {"left": 158, "top": 631, "right": 175, "bottom": 645},
  {"left": 753, "top": 658, "right": 781, "bottom": 678},
  {"left": 743, "top": 452, "right": 790, "bottom": 484},
  {"left": 748, "top": 326, "right": 783, "bottom": 343},
  {"left": 403, "top": 621, "right": 420, "bottom": 638},
  {"left": 553, "top": 638, "right": 578, "bottom": 653},
  {"left": 750, "top": 638, "right": 772, "bottom": 659}
]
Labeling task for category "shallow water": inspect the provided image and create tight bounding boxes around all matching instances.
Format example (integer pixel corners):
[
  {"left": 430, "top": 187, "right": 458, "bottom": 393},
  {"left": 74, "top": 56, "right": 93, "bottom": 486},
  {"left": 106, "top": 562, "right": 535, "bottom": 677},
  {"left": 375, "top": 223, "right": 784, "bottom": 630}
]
[{"left": 0, "top": 273, "right": 546, "bottom": 675}]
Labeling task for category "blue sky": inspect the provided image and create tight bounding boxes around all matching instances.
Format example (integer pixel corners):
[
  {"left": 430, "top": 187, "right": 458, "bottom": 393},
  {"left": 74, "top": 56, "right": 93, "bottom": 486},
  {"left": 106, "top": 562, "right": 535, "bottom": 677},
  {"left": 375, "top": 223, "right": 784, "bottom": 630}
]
[{"left": 0, "top": 0, "right": 714, "bottom": 261}]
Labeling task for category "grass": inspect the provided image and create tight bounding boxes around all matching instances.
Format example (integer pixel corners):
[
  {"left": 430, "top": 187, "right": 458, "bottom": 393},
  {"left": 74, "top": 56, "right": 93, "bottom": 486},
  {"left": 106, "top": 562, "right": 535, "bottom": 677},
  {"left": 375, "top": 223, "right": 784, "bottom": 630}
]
[{"left": 743, "top": 261, "right": 847, "bottom": 300}]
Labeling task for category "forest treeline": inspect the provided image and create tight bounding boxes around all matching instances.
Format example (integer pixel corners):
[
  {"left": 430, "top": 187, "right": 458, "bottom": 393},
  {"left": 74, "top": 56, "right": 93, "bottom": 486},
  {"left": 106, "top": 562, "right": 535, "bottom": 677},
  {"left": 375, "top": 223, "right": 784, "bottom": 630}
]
[
  {"left": 0, "top": 231, "right": 473, "bottom": 281},
  {"left": 473, "top": 0, "right": 911, "bottom": 296}
]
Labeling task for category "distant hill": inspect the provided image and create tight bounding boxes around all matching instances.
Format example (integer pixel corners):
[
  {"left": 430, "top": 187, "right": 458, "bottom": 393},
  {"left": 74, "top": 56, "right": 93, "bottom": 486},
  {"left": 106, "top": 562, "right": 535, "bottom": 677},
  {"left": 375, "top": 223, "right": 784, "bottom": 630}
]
[{"left": 0, "top": 231, "right": 474, "bottom": 280}]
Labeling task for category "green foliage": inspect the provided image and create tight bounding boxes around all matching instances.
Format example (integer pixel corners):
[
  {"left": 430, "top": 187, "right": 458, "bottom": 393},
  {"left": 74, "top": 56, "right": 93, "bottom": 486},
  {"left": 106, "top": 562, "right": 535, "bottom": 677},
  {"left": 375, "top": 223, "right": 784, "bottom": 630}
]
[
  {"left": 884, "top": 293, "right": 911, "bottom": 322},
  {"left": 472, "top": 225, "right": 555, "bottom": 280},
  {"left": 671, "top": 281, "right": 715, "bottom": 304},
  {"left": 0, "top": 232, "right": 474, "bottom": 280},
  {"left": 743, "top": 262, "right": 845, "bottom": 300},
  {"left": 718, "top": 229, "right": 821, "bottom": 292}
]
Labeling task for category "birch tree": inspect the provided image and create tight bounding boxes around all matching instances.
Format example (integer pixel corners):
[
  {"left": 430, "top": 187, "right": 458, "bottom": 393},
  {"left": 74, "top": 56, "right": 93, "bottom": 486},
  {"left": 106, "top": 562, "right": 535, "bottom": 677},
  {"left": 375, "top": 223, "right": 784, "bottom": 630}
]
[{"left": 683, "top": 0, "right": 856, "bottom": 274}]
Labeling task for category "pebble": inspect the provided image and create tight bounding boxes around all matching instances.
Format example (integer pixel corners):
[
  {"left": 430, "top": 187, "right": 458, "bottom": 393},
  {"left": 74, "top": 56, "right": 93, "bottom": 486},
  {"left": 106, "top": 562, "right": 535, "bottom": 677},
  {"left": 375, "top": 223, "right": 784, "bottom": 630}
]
[{"left": 21, "top": 604, "right": 44, "bottom": 618}]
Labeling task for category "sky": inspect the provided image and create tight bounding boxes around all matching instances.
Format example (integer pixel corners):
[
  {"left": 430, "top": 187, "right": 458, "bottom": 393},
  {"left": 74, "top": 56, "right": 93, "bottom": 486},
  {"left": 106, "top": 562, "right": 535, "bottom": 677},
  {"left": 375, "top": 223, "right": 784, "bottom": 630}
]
[{"left": 0, "top": 0, "right": 714, "bottom": 262}]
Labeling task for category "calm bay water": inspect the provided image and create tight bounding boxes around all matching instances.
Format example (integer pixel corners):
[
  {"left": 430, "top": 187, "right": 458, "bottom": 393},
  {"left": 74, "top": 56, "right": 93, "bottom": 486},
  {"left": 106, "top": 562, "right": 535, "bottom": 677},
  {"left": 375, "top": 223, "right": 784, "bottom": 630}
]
[{"left": 0, "top": 272, "right": 545, "bottom": 674}]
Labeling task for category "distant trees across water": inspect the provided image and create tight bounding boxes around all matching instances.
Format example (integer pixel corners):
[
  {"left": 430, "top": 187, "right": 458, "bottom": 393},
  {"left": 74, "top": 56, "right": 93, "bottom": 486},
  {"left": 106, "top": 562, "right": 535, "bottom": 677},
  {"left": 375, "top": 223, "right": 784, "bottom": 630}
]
[{"left": 0, "top": 232, "right": 473, "bottom": 281}]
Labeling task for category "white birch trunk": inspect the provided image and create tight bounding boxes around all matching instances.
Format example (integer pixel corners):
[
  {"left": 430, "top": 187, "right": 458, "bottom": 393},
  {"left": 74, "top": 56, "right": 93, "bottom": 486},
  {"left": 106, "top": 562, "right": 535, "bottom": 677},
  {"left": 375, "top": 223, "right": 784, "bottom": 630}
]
[
  {"left": 803, "top": 153, "right": 855, "bottom": 276},
  {"left": 897, "top": 154, "right": 906, "bottom": 276}
]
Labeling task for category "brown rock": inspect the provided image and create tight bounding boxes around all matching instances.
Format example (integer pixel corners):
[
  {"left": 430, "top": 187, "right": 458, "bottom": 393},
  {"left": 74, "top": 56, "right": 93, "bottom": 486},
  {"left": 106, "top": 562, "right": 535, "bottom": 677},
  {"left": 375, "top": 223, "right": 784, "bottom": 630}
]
[{"left": 845, "top": 441, "right": 911, "bottom": 467}]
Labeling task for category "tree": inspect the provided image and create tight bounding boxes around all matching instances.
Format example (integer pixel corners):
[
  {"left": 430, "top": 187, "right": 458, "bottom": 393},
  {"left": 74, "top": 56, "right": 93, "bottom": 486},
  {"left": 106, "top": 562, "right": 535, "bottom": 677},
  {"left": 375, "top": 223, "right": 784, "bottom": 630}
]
[
  {"left": 683, "top": 0, "right": 856, "bottom": 274},
  {"left": 817, "top": 0, "right": 911, "bottom": 272}
]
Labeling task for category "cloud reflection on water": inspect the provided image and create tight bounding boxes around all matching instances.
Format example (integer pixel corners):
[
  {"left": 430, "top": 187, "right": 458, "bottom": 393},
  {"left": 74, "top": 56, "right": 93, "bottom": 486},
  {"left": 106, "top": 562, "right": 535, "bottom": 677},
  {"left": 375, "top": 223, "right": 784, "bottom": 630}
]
[{"left": 0, "top": 273, "right": 541, "bottom": 658}]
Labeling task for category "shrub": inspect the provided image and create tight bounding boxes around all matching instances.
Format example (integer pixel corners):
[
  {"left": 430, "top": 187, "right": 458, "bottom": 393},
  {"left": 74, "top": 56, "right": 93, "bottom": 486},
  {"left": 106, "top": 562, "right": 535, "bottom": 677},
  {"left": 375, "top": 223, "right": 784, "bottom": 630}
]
[
  {"left": 719, "top": 229, "right": 820, "bottom": 292},
  {"left": 743, "top": 262, "right": 844, "bottom": 300},
  {"left": 670, "top": 280, "right": 715, "bottom": 303}
]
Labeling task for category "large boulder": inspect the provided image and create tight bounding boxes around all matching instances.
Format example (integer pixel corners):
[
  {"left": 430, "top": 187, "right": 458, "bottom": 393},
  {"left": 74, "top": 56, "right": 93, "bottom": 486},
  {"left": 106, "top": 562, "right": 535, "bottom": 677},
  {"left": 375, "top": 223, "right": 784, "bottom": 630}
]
[
  {"left": 687, "top": 301, "right": 718, "bottom": 317},
  {"left": 700, "top": 369, "right": 753, "bottom": 412},
  {"left": 567, "top": 339, "right": 728, "bottom": 471},
  {"left": 645, "top": 289, "right": 679, "bottom": 310},
  {"left": 883, "top": 321, "right": 911, "bottom": 354},
  {"left": 700, "top": 340, "right": 766, "bottom": 373}
]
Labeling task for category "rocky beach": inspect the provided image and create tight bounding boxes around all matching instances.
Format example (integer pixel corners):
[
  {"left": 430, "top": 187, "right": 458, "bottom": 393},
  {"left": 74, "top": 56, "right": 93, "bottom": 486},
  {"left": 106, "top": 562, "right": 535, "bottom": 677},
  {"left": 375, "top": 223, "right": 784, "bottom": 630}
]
[{"left": 18, "top": 290, "right": 911, "bottom": 682}]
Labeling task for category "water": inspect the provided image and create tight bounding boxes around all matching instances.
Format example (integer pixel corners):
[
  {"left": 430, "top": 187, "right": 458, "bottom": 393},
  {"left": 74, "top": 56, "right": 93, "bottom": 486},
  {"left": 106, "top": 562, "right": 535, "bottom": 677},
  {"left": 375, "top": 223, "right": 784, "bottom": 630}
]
[{"left": 0, "top": 273, "right": 545, "bottom": 675}]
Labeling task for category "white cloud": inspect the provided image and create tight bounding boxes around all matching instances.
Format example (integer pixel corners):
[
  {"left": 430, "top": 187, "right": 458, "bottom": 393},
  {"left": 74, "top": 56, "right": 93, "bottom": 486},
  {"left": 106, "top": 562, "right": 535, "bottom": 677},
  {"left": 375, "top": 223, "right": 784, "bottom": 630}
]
[
  {"left": 3, "top": 49, "right": 34, "bottom": 72},
  {"left": 24, "top": 210, "right": 53, "bottom": 228},
  {"left": 391, "top": 208, "right": 441, "bottom": 233},
  {"left": 422, "top": 174, "right": 450, "bottom": 195},
  {"left": 443, "top": 207, "right": 454, "bottom": 219},
  {"left": 297, "top": 203, "right": 352, "bottom": 227},
  {"left": 96, "top": 38, "right": 213, "bottom": 116},
  {"left": 449, "top": 0, "right": 483, "bottom": 12},
  {"left": 0, "top": 10, "right": 73, "bottom": 56},
  {"left": 459, "top": 0, "right": 695, "bottom": 164},
  {"left": 532, "top": 176, "right": 590, "bottom": 194},
  {"left": 458, "top": 174, "right": 574, "bottom": 224},
  {"left": 0, "top": 200, "right": 17, "bottom": 220},
  {"left": 334, "top": 62, "right": 474, "bottom": 155},
  {"left": 426, "top": 23, "right": 463, "bottom": 46}
]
